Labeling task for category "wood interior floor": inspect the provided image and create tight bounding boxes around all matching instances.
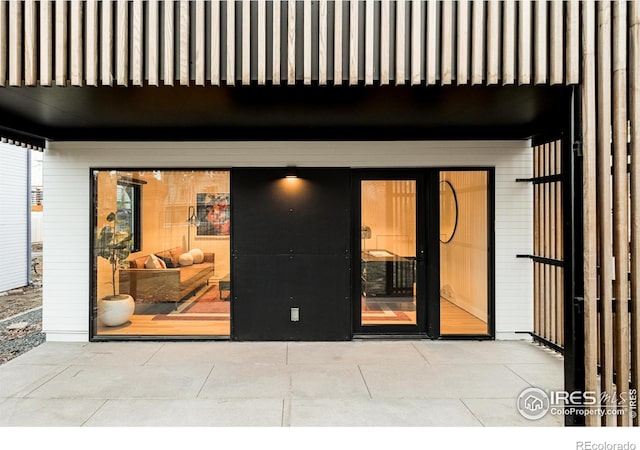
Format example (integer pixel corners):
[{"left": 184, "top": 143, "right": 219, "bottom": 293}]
[
  {"left": 98, "top": 294, "right": 486, "bottom": 337},
  {"left": 440, "top": 298, "right": 488, "bottom": 335}
]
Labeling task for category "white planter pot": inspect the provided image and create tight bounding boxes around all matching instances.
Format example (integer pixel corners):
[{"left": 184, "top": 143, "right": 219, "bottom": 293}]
[{"left": 98, "top": 294, "right": 135, "bottom": 327}]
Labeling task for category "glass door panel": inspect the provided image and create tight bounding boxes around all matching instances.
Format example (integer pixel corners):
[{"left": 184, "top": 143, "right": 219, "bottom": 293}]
[
  {"left": 360, "top": 180, "right": 417, "bottom": 326},
  {"left": 439, "top": 171, "right": 489, "bottom": 335}
]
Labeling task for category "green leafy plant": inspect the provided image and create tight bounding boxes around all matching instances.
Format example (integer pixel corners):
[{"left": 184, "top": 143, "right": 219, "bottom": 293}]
[{"left": 95, "top": 212, "right": 133, "bottom": 299}]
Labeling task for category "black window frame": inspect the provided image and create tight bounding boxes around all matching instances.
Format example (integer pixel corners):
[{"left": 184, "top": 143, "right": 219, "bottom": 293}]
[{"left": 116, "top": 179, "right": 142, "bottom": 253}]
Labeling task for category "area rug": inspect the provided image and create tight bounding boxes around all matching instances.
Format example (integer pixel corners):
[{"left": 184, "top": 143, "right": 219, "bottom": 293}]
[
  {"left": 361, "top": 299, "right": 413, "bottom": 321},
  {"left": 153, "top": 285, "right": 230, "bottom": 321}
]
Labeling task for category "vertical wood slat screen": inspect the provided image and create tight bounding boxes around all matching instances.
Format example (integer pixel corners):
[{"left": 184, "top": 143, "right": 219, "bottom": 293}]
[
  {"left": 0, "top": 2, "right": 639, "bottom": 428},
  {"left": 0, "top": 0, "right": 582, "bottom": 87},
  {"left": 532, "top": 139, "right": 564, "bottom": 352},
  {"left": 582, "top": 0, "right": 638, "bottom": 427}
]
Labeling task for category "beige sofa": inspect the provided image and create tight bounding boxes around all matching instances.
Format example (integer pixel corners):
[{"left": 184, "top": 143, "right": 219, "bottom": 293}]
[{"left": 119, "top": 247, "right": 215, "bottom": 303}]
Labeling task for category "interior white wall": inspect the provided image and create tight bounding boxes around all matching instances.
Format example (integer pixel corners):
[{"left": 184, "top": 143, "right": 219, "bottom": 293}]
[{"left": 43, "top": 141, "right": 533, "bottom": 341}]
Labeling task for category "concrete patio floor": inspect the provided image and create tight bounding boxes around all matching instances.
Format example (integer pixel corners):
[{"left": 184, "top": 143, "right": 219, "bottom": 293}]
[{"left": 0, "top": 339, "right": 564, "bottom": 427}]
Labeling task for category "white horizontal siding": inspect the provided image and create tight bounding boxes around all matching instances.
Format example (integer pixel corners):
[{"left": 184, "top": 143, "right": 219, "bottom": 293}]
[
  {"left": 44, "top": 140, "right": 533, "bottom": 341},
  {"left": 0, "top": 143, "right": 29, "bottom": 292}
]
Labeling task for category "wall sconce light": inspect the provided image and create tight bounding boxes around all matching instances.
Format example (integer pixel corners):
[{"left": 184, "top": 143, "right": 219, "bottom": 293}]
[{"left": 285, "top": 166, "right": 298, "bottom": 179}]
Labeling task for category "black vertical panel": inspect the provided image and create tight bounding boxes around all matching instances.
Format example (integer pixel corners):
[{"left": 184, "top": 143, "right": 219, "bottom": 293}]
[{"left": 232, "top": 168, "right": 351, "bottom": 340}]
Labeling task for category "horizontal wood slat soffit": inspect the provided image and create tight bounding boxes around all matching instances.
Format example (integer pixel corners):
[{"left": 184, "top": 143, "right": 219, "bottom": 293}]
[{"left": 0, "top": 0, "right": 581, "bottom": 87}]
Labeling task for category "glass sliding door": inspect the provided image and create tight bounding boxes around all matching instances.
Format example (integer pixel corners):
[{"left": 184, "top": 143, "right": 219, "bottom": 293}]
[
  {"left": 439, "top": 170, "right": 490, "bottom": 336},
  {"left": 358, "top": 178, "right": 420, "bottom": 329}
]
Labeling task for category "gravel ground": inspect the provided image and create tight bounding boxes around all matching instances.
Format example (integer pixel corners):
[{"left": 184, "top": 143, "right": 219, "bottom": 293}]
[
  {"left": 0, "top": 243, "right": 45, "bottom": 365},
  {"left": 0, "top": 308, "right": 45, "bottom": 365}
]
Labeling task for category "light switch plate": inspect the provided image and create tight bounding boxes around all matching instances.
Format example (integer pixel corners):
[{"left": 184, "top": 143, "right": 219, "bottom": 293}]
[{"left": 290, "top": 307, "right": 299, "bottom": 322}]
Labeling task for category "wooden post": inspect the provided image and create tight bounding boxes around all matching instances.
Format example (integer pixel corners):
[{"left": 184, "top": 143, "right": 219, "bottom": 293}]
[
  {"left": 612, "top": 0, "right": 630, "bottom": 425},
  {"left": 566, "top": 0, "right": 580, "bottom": 84},
  {"left": 164, "top": 0, "right": 175, "bottom": 85},
  {"left": 534, "top": 0, "right": 547, "bottom": 85},
  {"left": 556, "top": 140, "right": 564, "bottom": 346},
  {"left": 24, "top": 0, "right": 36, "bottom": 86},
  {"left": 549, "top": 0, "right": 563, "bottom": 84},
  {"left": 518, "top": 0, "right": 532, "bottom": 84},
  {"left": 242, "top": 0, "right": 250, "bottom": 85},
  {"left": 86, "top": 0, "right": 99, "bottom": 86},
  {"left": 457, "top": 0, "right": 468, "bottom": 84},
  {"left": 349, "top": 0, "right": 359, "bottom": 85},
  {"left": 581, "top": 0, "right": 601, "bottom": 426},
  {"left": 179, "top": 0, "right": 190, "bottom": 86},
  {"left": 0, "top": 1, "right": 6, "bottom": 87},
  {"left": 425, "top": 0, "right": 436, "bottom": 85},
  {"left": 39, "top": 0, "right": 52, "bottom": 86},
  {"left": 55, "top": 0, "right": 67, "bottom": 86},
  {"left": 318, "top": 0, "right": 327, "bottom": 85},
  {"left": 395, "top": 0, "right": 406, "bottom": 85},
  {"left": 486, "top": 0, "right": 499, "bottom": 85},
  {"left": 364, "top": 0, "right": 374, "bottom": 85},
  {"left": 440, "top": 0, "right": 453, "bottom": 85},
  {"left": 534, "top": 145, "right": 541, "bottom": 335},
  {"left": 287, "top": 0, "right": 296, "bottom": 85},
  {"left": 116, "top": 0, "right": 128, "bottom": 86},
  {"left": 410, "top": 0, "right": 420, "bottom": 85},
  {"left": 380, "top": 0, "right": 390, "bottom": 85},
  {"left": 502, "top": 0, "right": 515, "bottom": 85},
  {"left": 148, "top": 0, "right": 159, "bottom": 86},
  {"left": 471, "top": 0, "right": 484, "bottom": 85},
  {"left": 195, "top": 0, "right": 206, "bottom": 86},
  {"left": 273, "top": 0, "right": 281, "bottom": 84},
  {"left": 550, "top": 142, "right": 557, "bottom": 344},
  {"left": 258, "top": 0, "right": 267, "bottom": 84},
  {"left": 304, "top": 0, "right": 312, "bottom": 85},
  {"left": 227, "top": 0, "right": 235, "bottom": 85},
  {"left": 8, "top": 0, "right": 21, "bottom": 86},
  {"left": 596, "top": 0, "right": 616, "bottom": 426},
  {"left": 629, "top": 0, "right": 640, "bottom": 427},
  {"left": 101, "top": 0, "right": 112, "bottom": 85},
  {"left": 544, "top": 143, "right": 551, "bottom": 339},
  {"left": 132, "top": 0, "right": 144, "bottom": 86},
  {"left": 70, "top": 0, "right": 83, "bottom": 86},
  {"left": 334, "top": 0, "right": 342, "bottom": 84}
]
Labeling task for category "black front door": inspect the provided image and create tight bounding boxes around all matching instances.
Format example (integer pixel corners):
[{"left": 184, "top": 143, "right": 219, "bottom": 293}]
[{"left": 231, "top": 168, "right": 352, "bottom": 340}]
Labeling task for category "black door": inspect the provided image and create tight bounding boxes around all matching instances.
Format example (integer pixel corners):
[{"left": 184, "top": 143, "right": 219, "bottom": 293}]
[
  {"left": 353, "top": 170, "right": 440, "bottom": 336},
  {"left": 231, "top": 168, "right": 351, "bottom": 340}
]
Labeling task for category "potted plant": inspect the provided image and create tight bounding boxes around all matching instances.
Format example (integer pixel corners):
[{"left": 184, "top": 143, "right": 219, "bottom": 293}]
[{"left": 95, "top": 212, "right": 135, "bottom": 326}]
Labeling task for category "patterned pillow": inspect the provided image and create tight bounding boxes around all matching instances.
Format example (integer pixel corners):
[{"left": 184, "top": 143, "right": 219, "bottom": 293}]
[
  {"left": 144, "top": 254, "right": 165, "bottom": 269},
  {"left": 156, "top": 255, "right": 175, "bottom": 268}
]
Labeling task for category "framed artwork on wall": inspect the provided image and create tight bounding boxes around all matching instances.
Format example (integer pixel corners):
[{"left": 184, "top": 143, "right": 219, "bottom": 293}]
[{"left": 196, "top": 193, "right": 230, "bottom": 238}]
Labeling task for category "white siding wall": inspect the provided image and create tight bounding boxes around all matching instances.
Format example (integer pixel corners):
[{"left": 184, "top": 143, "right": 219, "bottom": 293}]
[
  {"left": 44, "top": 141, "right": 533, "bottom": 341},
  {"left": 0, "top": 143, "right": 29, "bottom": 292}
]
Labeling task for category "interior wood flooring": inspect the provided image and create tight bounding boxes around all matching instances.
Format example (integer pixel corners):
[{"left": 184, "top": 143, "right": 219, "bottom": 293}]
[
  {"left": 97, "top": 296, "right": 487, "bottom": 337},
  {"left": 440, "top": 298, "right": 488, "bottom": 335}
]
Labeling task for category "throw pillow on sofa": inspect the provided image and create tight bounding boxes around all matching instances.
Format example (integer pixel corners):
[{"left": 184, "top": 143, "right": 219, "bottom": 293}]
[
  {"left": 189, "top": 248, "right": 205, "bottom": 264},
  {"left": 156, "top": 255, "right": 175, "bottom": 268},
  {"left": 145, "top": 254, "right": 166, "bottom": 269},
  {"left": 178, "top": 252, "right": 194, "bottom": 266}
]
